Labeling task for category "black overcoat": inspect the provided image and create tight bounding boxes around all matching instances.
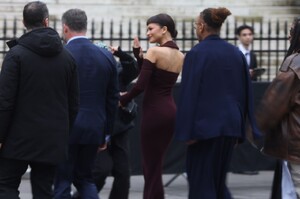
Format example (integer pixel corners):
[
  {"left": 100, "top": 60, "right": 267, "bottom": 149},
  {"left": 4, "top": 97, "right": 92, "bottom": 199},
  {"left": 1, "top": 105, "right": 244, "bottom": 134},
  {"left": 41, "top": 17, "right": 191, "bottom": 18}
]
[{"left": 0, "top": 27, "right": 79, "bottom": 165}]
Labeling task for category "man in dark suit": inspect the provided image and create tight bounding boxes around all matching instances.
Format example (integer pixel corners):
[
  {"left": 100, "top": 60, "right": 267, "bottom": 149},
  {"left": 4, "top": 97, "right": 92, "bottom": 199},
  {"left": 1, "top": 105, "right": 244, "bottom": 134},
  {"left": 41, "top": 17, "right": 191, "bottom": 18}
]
[
  {"left": 231, "top": 25, "right": 261, "bottom": 175},
  {"left": 72, "top": 45, "right": 139, "bottom": 199},
  {"left": 0, "top": 1, "right": 79, "bottom": 199},
  {"left": 54, "top": 9, "right": 119, "bottom": 199},
  {"left": 175, "top": 7, "right": 261, "bottom": 199},
  {"left": 236, "top": 25, "right": 258, "bottom": 81}
]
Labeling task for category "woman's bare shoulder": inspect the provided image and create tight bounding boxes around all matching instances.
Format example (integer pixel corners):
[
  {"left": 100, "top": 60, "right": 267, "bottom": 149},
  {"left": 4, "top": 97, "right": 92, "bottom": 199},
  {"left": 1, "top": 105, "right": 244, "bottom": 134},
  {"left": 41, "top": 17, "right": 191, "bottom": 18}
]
[{"left": 144, "top": 46, "right": 160, "bottom": 62}]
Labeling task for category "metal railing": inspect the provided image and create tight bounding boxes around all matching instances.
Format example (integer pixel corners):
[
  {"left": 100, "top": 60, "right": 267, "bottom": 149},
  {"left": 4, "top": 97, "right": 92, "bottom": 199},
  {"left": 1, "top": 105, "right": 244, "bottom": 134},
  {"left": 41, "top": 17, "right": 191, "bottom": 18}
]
[{"left": 0, "top": 18, "right": 291, "bottom": 81}]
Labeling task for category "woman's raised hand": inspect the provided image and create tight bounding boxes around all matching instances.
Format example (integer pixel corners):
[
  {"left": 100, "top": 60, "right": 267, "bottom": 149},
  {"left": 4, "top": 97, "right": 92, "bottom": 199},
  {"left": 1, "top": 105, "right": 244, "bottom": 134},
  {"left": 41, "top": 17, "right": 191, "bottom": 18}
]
[{"left": 133, "top": 36, "right": 143, "bottom": 58}]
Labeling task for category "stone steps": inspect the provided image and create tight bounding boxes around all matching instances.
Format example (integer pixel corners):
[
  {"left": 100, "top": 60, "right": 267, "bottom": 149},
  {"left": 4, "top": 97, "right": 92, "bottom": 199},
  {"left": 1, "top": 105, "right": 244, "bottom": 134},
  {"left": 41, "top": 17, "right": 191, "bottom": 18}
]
[{"left": 0, "top": 1, "right": 299, "bottom": 21}]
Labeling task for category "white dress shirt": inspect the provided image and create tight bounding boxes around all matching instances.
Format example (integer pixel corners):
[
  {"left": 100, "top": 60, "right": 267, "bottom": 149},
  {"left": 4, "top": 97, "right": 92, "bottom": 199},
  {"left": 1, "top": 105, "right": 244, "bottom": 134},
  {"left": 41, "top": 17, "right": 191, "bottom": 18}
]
[{"left": 238, "top": 44, "right": 251, "bottom": 67}]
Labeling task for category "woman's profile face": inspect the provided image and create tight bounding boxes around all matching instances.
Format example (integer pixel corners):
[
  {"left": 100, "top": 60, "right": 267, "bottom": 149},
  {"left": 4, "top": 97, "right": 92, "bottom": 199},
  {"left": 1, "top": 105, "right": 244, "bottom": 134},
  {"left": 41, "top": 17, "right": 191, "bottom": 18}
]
[
  {"left": 146, "top": 23, "right": 165, "bottom": 43},
  {"left": 194, "top": 16, "right": 205, "bottom": 41}
]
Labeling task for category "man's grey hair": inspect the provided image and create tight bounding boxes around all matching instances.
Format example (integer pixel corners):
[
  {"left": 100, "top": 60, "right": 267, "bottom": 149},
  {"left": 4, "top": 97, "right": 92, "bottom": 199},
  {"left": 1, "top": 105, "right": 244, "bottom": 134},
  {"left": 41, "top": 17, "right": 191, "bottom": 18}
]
[{"left": 62, "top": 9, "right": 87, "bottom": 32}]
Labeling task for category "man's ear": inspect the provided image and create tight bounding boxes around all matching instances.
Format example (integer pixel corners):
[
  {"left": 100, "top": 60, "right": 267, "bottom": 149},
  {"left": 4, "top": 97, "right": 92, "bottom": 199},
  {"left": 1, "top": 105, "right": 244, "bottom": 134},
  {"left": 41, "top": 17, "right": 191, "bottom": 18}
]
[
  {"left": 63, "top": 24, "right": 68, "bottom": 34},
  {"left": 199, "top": 23, "right": 206, "bottom": 34},
  {"left": 162, "top": 26, "right": 168, "bottom": 34},
  {"left": 43, "top": 17, "right": 49, "bottom": 27},
  {"left": 22, "top": 19, "right": 27, "bottom": 29}
]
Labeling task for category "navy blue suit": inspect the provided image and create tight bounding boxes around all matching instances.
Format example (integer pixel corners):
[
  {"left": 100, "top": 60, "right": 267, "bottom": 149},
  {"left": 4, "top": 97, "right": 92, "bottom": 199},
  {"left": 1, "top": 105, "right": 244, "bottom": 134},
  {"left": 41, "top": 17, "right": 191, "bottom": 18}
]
[
  {"left": 54, "top": 38, "right": 118, "bottom": 199},
  {"left": 175, "top": 35, "right": 261, "bottom": 199}
]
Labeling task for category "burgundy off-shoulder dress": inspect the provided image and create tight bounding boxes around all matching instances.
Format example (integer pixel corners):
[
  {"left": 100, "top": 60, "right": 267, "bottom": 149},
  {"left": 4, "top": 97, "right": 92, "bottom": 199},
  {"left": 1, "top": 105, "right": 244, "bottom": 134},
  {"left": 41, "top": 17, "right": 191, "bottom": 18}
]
[{"left": 120, "top": 41, "right": 179, "bottom": 199}]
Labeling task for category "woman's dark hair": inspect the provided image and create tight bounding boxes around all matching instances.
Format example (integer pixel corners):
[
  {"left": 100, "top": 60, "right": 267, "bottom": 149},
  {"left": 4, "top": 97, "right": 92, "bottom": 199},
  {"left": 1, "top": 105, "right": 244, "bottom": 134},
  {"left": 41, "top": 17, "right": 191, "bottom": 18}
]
[
  {"left": 146, "top": 13, "right": 178, "bottom": 39},
  {"left": 285, "top": 17, "right": 300, "bottom": 59},
  {"left": 23, "top": 1, "right": 49, "bottom": 29},
  {"left": 200, "top": 7, "right": 231, "bottom": 30}
]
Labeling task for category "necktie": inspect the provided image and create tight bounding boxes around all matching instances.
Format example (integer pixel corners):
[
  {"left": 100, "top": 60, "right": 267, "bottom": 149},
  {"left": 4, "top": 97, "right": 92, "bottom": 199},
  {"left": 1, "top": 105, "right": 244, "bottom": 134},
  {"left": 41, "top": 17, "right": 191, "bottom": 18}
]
[{"left": 244, "top": 52, "right": 250, "bottom": 67}]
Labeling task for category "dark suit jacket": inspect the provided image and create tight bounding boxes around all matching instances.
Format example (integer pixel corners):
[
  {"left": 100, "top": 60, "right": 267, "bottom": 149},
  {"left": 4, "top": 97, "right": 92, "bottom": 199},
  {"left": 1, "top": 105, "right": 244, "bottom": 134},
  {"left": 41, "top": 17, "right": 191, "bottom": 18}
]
[
  {"left": 249, "top": 51, "right": 258, "bottom": 81},
  {"left": 249, "top": 50, "right": 257, "bottom": 70},
  {"left": 66, "top": 38, "right": 119, "bottom": 145},
  {"left": 175, "top": 35, "right": 261, "bottom": 142},
  {"left": 112, "top": 47, "right": 138, "bottom": 135},
  {"left": 0, "top": 28, "right": 79, "bottom": 165}
]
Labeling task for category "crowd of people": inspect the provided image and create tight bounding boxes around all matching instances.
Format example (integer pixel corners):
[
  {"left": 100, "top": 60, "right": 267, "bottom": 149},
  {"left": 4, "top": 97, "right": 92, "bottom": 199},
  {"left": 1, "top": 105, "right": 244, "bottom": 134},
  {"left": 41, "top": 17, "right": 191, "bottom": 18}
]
[{"left": 0, "top": 1, "right": 299, "bottom": 199}]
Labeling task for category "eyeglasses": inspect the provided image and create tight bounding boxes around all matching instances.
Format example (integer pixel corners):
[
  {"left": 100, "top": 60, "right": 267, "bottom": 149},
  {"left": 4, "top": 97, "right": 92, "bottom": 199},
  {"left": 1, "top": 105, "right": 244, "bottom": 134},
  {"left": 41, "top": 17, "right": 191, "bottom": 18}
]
[{"left": 194, "top": 22, "right": 204, "bottom": 29}]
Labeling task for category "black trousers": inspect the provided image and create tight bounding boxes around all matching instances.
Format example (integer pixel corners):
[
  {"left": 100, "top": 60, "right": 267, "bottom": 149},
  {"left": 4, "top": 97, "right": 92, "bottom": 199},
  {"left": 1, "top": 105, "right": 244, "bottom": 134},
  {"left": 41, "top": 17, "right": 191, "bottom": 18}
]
[
  {"left": 0, "top": 157, "right": 56, "bottom": 199},
  {"left": 93, "top": 131, "right": 130, "bottom": 199},
  {"left": 270, "top": 160, "right": 282, "bottom": 199},
  {"left": 187, "top": 136, "right": 236, "bottom": 199}
]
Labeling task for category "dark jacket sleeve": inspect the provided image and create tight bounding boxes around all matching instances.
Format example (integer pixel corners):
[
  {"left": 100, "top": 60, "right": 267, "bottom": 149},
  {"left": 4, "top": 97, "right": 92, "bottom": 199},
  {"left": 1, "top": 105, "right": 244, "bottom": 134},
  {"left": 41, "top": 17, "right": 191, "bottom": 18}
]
[
  {"left": 174, "top": 50, "right": 202, "bottom": 141},
  {"left": 250, "top": 51, "right": 257, "bottom": 69},
  {"left": 68, "top": 62, "right": 79, "bottom": 129},
  {"left": 113, "top": 47, "right": 138, "bottom": 88},
  {"left": 105, "top": 59, "right": 119, "bottom": 135},
  {"left": 243, "top": 51, "right": 261, "bottom": 140},
  {"left": 256, "top": 70, "right": 295, "bottom": 134},
  {"left": 0, "top": 50, "right": 19, "bottom": 142},
  {"left": 119, "top": 59, "right": 154, "bottom": 106}
]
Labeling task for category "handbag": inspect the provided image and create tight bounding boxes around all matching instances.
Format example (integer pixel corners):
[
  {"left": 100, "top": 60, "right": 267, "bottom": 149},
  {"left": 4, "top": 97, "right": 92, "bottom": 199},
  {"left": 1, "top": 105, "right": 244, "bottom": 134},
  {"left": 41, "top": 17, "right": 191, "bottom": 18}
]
[{"left": 119, "top": 99, "right": 138, "bottom": 123}]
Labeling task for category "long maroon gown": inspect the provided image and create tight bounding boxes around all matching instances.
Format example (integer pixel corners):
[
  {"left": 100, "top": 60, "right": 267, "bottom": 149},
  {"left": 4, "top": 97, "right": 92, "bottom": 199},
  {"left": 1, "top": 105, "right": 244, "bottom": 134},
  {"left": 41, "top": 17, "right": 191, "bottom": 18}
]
[{"left": 120, "top": 41, "right": 179, "bottom": 199}]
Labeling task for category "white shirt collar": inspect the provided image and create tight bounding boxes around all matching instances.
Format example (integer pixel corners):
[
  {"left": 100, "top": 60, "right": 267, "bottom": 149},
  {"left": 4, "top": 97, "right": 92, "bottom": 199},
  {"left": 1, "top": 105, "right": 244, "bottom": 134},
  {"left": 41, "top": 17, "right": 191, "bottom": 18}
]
[
  {"left": 67, "top": 36, "right": 88, "bottom": 44},
  {"left": 238, "top": 44, "right": 251, "bottom": 55}
]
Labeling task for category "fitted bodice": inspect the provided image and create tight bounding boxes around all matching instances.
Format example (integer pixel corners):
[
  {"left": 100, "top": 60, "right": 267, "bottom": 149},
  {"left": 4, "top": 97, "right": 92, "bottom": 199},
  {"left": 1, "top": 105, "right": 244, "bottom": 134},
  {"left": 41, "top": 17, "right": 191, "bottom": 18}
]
[
  {"left": 119, "top": 40, "right": 181, "bottom": 107},
  {"left": 143, "top": 67, "right": 178, "bottom": 104}
]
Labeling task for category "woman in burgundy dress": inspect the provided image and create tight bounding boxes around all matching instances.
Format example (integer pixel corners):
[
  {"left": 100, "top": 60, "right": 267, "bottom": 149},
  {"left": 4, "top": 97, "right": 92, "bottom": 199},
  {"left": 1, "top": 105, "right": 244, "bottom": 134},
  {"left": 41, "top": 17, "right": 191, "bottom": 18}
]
[{"left": 120, "top": 14, "right": 184, "bottom": 199}]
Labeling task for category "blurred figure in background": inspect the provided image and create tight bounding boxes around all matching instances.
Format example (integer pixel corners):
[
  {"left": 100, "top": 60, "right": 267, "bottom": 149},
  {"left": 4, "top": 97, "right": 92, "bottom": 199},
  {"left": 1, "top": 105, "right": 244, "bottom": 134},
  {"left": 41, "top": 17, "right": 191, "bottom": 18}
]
[
  {"left": 230, "top": 25, "right": 260, "bottom": 176},
  {"left": 236, "top": 25, "right": 258, "bottom": 81}
]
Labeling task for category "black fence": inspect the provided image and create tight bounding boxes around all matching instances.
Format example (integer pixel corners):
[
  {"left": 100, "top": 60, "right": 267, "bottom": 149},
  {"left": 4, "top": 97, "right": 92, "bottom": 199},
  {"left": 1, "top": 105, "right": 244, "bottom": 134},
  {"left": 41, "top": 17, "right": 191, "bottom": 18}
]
[{"left": 0, "top": 17, "right": 291, "bottom": 81}]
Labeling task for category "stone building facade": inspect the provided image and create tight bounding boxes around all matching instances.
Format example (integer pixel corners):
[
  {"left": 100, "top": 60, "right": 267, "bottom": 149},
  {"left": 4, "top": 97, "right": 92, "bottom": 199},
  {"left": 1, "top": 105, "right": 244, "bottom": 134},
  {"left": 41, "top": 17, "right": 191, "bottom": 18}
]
[
  {"left": 1, "top": 0, "right": 299, "bottom": 46},
  {"left": 0, "top": 0, "right": 299, "bottom": 20},
  {"left": 1, "top": 0, "right": 299, "bottom": 25}
]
